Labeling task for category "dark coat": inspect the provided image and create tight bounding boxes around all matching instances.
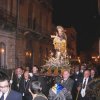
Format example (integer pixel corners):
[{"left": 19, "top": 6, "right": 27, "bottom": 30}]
[
  {"left": 11, "top": 74, "right": 23, "bottom": 92},
  {"left": 61, "top": 78, "right": 74, "bottom": 92},
  {"left": 31, "top": 74, "right": 38, "bottom": 81},
  {"left": 71, "top": 72, "right": 83, "bottom": 83},
  {"left": 19, "top": 79, "right": 32, "bottom": 100},
  {"left": 6, "top": 90, "right": 22, "bottom": 100},
  {"left": 71, "top": 72, "right": 83, "bottom": 100},
  {"left": 77, "top": 77, "right": 92, "bottom": 100},
  {"left": 77, "top": 77, "right": 92, "bottom": 88}
]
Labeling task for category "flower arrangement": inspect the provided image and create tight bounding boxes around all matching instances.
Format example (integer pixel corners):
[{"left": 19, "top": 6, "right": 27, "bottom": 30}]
[
  {"left": 42, "top": 54, "right": 71, "bottom": 74},
  {"left": 45, "top": 57, "right": 70, "bottom": 68}
]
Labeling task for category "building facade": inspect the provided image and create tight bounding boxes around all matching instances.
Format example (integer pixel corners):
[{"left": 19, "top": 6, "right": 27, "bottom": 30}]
[{"left": 0, "top": 0, "right": 53, "bottom": 69}]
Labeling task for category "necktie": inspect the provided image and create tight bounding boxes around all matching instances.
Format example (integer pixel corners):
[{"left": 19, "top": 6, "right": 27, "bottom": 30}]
[
  {"left": 82, "top": 78, "right": 86, "bottom": 89},
  {"left": 24, "top": 80, "right": 28, "bottom": 92},
  {"left": 24, "top": 80, "right": 27, "bottom": 89},
  {"left": 1, "top": 93, "right": 4, "bottom": 100}
]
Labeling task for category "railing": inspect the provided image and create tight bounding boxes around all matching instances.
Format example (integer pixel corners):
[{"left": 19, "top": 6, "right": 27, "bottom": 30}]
[
  {"left": 0, "top": 7, "right": 16, "bottom": 32},
  {"left": 0, "top": 7, "right": 51, "bottom": 39},
  {"left": 0, "top": 7, "right": 16, "bottom": 24}
]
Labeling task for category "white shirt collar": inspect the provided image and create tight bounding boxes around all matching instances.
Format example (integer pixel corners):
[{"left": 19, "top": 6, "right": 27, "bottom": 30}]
[
  {"left": 83, "top": 77, "right": 89, "bottom": 86},
  {"left": 0, "top": 91, "right": 2, "bottom": 98},
  {"left": 3, "top": 89, "right": 10, "bottom": 100}
]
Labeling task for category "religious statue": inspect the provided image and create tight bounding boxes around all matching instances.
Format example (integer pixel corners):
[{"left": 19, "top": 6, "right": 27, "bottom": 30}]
[
  {"left": 51, "top": 26, "right": 67, "bottom": 59},
  {"left": 41, "top": 26, "right": 70, "bottom": 75}
]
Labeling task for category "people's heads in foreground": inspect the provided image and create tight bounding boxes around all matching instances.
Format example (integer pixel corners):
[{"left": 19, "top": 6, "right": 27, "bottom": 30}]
[
  {"left": 74, "top": 65, "right": 80, "bottom": 73},
  {"left": 0, "top": 70, "right": 10, "bottom": 94},
  {"left": 15, "top": 67, "right": 23, "bottom": 78},
  {"left": 23, "top": 71, "right": 30, "bottom": 80},
  {"left": 90, "top": 69, "right": 96, "bottom": 77},
  {"left": 83, "top": 70, "right": 90, "bottom": 78},
  {"left": 62, "top": 69, "right": 70, "bottom": 80},
  {"left": 29, "top": 81, "right": 48, "bottom": 100},
  {"left": 29, "top": 81, "right": 42, "bottom": 94},
  {"left": 32, "top": 65, "right": 38, "bottom": 74}
]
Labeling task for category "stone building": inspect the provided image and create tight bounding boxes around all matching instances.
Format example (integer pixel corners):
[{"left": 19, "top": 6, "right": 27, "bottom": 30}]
[{"left": 0, "top": 0, "right": 53, "bottom": 70}]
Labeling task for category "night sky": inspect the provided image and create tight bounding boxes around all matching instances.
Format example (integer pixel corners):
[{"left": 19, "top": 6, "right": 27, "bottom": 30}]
[{"left": 52, "top": 0, "right": 100, "bottom": 54}]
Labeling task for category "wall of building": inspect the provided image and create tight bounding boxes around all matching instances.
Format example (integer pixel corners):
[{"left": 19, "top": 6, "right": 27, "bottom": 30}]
[
  {"left": 0, "top": 30, "right": 16, "bottom": 69},
  {"left": 14, "top": 0, "right": 53, "bottom": 68},
  {"left": 0, "top": 0, "right": 53, "bottom": 69}
]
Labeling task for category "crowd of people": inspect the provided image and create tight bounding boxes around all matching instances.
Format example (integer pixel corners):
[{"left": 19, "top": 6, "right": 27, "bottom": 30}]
[{"left": 0, "top": 64, "right": 99, "bottom": 100}]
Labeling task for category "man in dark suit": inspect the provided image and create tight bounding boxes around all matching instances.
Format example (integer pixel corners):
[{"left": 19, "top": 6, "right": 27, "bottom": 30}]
[
  {"left": 19, "top": 71, "right": 32, "bottom": 100},
  {"left": 77, "top": 70, "right": 92, "bottom": 100},
  {"left": 0, "top": 70, "right": 22, "bottom": 100},
  {"left": 71, "top": 66, "right": 83, "bottom": 100},
  {"left": 11, "top": 67, "right": 23, "bottom": 92}
]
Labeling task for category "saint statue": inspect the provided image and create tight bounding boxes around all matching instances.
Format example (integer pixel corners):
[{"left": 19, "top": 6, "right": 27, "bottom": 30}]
[{"left": 51, "top": 26, "right": 67, "bottom": 59}]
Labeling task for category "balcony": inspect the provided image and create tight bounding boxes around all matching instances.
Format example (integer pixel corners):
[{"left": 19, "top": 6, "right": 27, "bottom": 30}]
[
  {"left": 0, "top": 7, "right": 16, "bottom": 32},
  {"left": 0, "top": 7, "right": 51, "bottom": 41}
]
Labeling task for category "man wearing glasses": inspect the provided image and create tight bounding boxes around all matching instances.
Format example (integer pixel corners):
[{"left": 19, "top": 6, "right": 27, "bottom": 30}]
[{"left": 0, "top": 70, "right": 22, "bottom": 100}]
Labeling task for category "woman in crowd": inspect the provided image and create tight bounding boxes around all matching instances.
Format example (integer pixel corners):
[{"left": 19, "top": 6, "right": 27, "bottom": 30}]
[{"left": 29, "top": 81, "right": 48, "bottom": 100}]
